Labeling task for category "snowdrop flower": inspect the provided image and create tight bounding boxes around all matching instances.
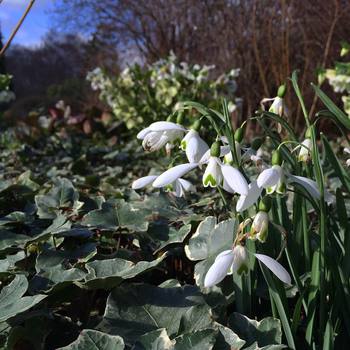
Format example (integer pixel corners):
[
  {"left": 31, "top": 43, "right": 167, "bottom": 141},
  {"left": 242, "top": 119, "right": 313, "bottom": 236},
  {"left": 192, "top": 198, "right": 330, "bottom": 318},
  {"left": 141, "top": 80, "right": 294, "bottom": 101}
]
[
  {"left": 180, "top": 120, "right": 209, "bottom": 163},
  {"left": 288, "top": 175, "right": 334, "bottom": 204},
  {"left": 344, "top": 147, "right": 350, "bottom": 167},
  {"left": 137, "top": 121, "right": 186, "bottom": 152},
  {"left": 250, "top": 211, "right": 269, "bottom": 242},
  {"left": 249, "top": 197, "right": 271, "bottom": 242},
  {"left": 221, "top": 164, "right": 249, "bottom": 195},
  {"left": 203, "top": 156, "right": 222, "bottom": 187},
  {"left": 297, "top": 138, "right": 312, "bottom": 162},
  {"left": 204, "top": 244, "right": 291, "bottom": 288},
  {"left": 204, "top": 245, "right": 249, "bottom": 287},
  {"left": 257, "top": 150, "right": 285, "bottom": 194},
  {"left": 261, "top": 85, "right": 289, "bottom": 133},
  {"left": 132, "top": 174, "right": 195, "bottom": 198}
]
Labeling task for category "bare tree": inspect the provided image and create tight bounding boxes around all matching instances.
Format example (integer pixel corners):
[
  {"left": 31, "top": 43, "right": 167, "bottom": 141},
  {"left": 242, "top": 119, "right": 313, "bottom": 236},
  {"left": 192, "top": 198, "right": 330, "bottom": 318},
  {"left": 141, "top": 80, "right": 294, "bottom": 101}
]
[{"left": 54, "top": 0, "right": 350, "bottom": 131}]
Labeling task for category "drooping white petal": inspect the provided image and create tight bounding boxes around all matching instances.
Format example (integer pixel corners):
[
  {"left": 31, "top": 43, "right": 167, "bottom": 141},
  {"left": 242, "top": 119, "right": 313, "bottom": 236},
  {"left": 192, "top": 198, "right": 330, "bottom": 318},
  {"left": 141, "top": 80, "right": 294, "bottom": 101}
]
[
  {"left": 149, "top": 121, "right": 186, "bottom": 132},
  {"left": 236, "top": 180, "right": 262, "bottom": 212},
  {"left": 174, "top": 180, "right": 185, "bottom": 197},
  {"left": 177, "top": 178, "right": 195, "bottom": 192},
  {"left": 257, "top": 166, "right": 280, "bottom": 188},
  {"left": 221, "top": 164, "right": 249, "bottom": 195},
  {"left": 153, "top": 163, "right": 198, "bottom": 188},
  {"left": 137, "top": 127, "right": 151, "bottom": 140},
  {"left": 222, "top": 179, "right": 236, "bottom": 194},
  {"left": 204, "top": 250, "right": 234, "bottom": 288},
  {"left": 255, "top": 253, "right": 291, "bottom": 285},
  {"left": 132, "top": 175, "right": 158, "bottom": 190},
  {"left": 186, "top": 133, "right": 209, "bottom": 163},
  {"left": 287, "top": 175, "right": 333, "bottom": 203}
]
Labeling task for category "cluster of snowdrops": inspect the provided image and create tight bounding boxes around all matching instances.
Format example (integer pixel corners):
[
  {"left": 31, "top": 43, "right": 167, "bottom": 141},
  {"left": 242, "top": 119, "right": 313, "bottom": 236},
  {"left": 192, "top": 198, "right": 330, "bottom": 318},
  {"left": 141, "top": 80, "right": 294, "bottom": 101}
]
[{"left": 131, "top": 85, "right": 334, "bottom": 290}]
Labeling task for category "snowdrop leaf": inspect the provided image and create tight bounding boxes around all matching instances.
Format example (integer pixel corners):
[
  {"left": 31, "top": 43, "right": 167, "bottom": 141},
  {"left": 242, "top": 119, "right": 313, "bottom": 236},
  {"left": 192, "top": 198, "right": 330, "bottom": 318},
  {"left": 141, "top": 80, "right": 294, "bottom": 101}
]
[
  {"left": 134, "top": 328, "right": 174, "bottom": 350},
  {"left": 254, "top": 254, "right": 291, "bottom": 285}
]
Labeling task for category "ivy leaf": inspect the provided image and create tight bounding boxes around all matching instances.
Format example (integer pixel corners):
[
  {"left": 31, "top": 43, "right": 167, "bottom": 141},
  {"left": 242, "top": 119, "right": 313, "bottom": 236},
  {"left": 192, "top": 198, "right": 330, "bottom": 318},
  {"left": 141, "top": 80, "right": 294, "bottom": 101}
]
[
  {"left": 82, "top": 254, "right": 167, "bottom": 289},
  {"left": 185, "top": 217, "right": 237, "bottom": 286},
  {"left": 228, "top": 313, "right": 283, "bottom": 348},
  {"left": 57, "top": 329, "right": 124, "bottom": 350},
  {"left": 82, "top": 200, "right": 149, "bottom": 232},
  {"left": 0, "top": 275, "right": 46, "bottom": 322},
  {"left": 98, "top": 283, "right": 206, "bottom": 343}
]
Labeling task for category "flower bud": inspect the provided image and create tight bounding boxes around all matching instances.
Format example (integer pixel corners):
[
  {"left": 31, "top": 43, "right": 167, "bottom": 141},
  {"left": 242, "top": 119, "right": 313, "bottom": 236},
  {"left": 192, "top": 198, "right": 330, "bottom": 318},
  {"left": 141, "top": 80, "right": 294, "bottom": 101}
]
[
  {"left": 176, "top": 113, "right": 184, "bottom": 125},
  {"left": 192, "top": 119, "right": 201, "bottom": 131},
  {"left": 258, "top": 196, "right": 272, "bottom": 212},
  {"left": 234, "top": 127, "right": 244, "bottom": 143},
  {"left": 272, "top": 149, "right": 282, "bottom": 166},
  {"left": 210, "top": 142, "right": 221, "bottom": 157},
  {"left": 305, "top": 126, "right": 312, "bottom": 139},
  {"left": 277, "top": 84, "right": 286, "bottom": 98}
]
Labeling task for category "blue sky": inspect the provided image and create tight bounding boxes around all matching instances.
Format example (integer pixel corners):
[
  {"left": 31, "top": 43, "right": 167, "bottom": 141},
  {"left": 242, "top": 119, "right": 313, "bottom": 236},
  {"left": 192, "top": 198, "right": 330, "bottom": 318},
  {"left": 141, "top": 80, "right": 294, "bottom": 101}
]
[{"left": 0, "top": 0, "right": 53, "bottom": 47}]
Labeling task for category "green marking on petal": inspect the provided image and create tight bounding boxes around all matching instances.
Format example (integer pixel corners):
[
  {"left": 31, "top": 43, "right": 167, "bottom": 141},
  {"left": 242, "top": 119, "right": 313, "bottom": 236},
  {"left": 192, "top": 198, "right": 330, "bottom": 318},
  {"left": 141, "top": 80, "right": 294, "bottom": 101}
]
[
  {"left": 180, "top": 140, "right": 187, "bottom": 150},
  {"left": 203, "top": 174, "right": 217, "bottom": 187}
]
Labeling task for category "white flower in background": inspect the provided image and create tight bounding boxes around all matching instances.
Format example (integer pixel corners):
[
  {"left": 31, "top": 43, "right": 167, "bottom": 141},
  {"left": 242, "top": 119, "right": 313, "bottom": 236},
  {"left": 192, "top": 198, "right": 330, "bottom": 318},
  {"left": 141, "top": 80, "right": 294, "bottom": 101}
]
[
  {"left": 266, "top": 165, "right": 285, "bottom": 195},
  {"left": 204, "top": 245, "right": 291, "bottom": 288},
  {"left": 236, "top": 180, "right": 262, "bottom": 212},
  {"left": 268, "top": 96, "right": 289, "bottom": 118},
  {"left": 132, "top": 174, "right": 195, "bottom": 198},
  {"left": 137, "top": 121, "right": 186, "bottom": 152},
  {"left": 297, "top": 138, "right": 312, "bottom": 162},
  {"left": 180, "top": 121, "right": 209, "bottom": 163},
  {"left": 250, "top": 211, "right": 269, "bottom": 242},
  {"left": 344, "top": 147, "right": 350, "bottom": 167},
  {"left": 223, "top": 141, "right": 242, "bottom": 164},
  {"left": 288, "top": 175, "right": 334, "bottom": 204}
]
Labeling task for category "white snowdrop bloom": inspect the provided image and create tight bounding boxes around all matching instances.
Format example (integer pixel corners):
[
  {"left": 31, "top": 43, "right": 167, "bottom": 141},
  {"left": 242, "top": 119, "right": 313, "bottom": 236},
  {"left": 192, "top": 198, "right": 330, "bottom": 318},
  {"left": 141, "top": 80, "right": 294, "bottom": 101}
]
[
  {"left": 153, "top": 163, "right": 198, "bottom": 188},
  {"left": 236, "top": 180, "right": 262, "bottom": 212},
  {"left": 297, "top": 138, "right": 312, "bottom": 162},
  {"left": 221, "top": 164, "right": 249, "bottom": 195},
  {"left": 137, "top": 121, "right": 186, "bottom": 152},
  {"left": 203, "top": 156, "right": 222, "bottom": 187},
  {"left": 269, "top": 96, "right": 289, "bottom": 117},
  {"left": 181, "top": 130, "right": 209, "bottom": 163},
  {"left": 266, "top": 165, "right": 285, "bottom": 194},
  {"left": 204, "top": 246, "right": 249, "bottom": 288},
  {"left": 287, "top": 175, "right": 334, "bottom": 204},
  {"left": 223, "top": 141, "right": 241, "bottom": 164},
  {"left": 344, "top": 147, "right": 350, "bottom": 167},
  {"left": 254, "top": 253, "right": 291, "bottom": 284},
  {"left": 132, "top": 175, "right": 158, "bottom": 190},
  {"left": 204, "top": 247, "right": 291, "bottom": 288},
  {"left": 257, "top": 165, "right": 281, "bottom": 189},
  {"left": 250, "top": 211, "right": 269, "bottom": 242},
  {"left": 132, "top": 175, "right": 194, "bottom": 198}
]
